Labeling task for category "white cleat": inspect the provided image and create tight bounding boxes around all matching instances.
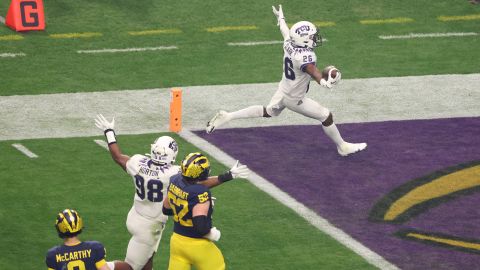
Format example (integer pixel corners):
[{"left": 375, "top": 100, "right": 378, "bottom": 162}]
[
  {"left": 206, "top": 110, "right": 231, "bottom": 134},
  {"left": 337, "top": 142, "right": 367, "bottom": 156}
]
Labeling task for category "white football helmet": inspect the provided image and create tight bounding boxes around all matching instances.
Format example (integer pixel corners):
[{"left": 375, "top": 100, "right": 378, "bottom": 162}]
[
  {"left": 149, "top": 136, "right": 178, "bottom": 165},
  {"left": 289, "top": 21, "right": 321, "bottom": 48}
]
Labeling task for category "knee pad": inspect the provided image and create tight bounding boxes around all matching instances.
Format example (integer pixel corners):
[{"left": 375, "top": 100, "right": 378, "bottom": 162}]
[{"left": 322, "top": 112, "right": 334, "bottom": 127}]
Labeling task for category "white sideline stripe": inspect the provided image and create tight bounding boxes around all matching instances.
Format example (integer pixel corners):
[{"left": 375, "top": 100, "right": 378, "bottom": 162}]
[
  {"left": 228, "top": 39, "right": 327, "bottom": 46},
  {"left": 94, "top": 139, "right": 109, "bottom": 151},
  {"left": 12, "top": 143, "right": 38, "bottom": 158},
  {"left": 0, "top": 53, "right": 26, "bottom": 58},
  {"left": 0, "top": 16, "right": 5, "bottom": 24},
  {"left": 77, "top": 46, "right": 177, "bottom": 54},
  {"left": 178, "top": 129, "right": 399, "bottom": 270},
  {"left": 379, "top": 32, "right": 478, "bottom": 40}
]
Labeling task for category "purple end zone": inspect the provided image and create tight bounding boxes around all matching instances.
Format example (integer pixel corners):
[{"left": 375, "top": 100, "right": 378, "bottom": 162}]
[{"left": 194, "top": 117, "right": 480, "bottom": 270}]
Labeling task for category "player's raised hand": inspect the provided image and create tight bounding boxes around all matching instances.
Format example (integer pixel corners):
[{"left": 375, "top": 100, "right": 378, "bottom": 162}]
[
  {"left": 272, "top": 4, "right": 284, "bottom": 25},
  {"left": 95, "top": 114, "right": 115, "bottom": 131},
  {"left": 230, "top": 160, "right": 250, "bottom": 179}
]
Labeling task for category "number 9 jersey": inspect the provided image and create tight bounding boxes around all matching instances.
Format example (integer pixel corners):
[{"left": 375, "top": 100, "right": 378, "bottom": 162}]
[
  {"left": 279, "top": 40, "right": 317, "bottom": 101},
  {"left": 126, "top": 154, "right": 180, "bottom": 221}
]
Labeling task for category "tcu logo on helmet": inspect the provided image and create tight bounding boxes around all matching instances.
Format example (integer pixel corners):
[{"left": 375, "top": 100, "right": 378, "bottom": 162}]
[
  {"left": 295, "top": 25, "right": 310, "bottom": 35},
  {"left": 169, "top": 141, "right": 178, "bottom": 152}
]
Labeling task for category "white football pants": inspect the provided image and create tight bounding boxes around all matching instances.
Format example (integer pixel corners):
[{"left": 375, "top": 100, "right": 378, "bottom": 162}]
[{"left": 125, "top": 206, "right": 167, "bottom": 270}]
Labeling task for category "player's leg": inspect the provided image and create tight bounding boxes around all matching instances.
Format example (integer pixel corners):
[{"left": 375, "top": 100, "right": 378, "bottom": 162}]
[
  {"left": 206, "top": 89, "right": 285, "bottom": 133},
  {"left": 140, "top": 256, "right": 153, "bottom": 270},
  {"left": 168, "top": 234, "right": 192, "bottom": 270},
  {"left": 125, "top": 208, "right": 166, "bottom": 270},
  {"left": 285, "top": 97, "right": 367, "bottom": 156},
  {"left": 193, "top": 242, "right": 225, "bottom": 270}
]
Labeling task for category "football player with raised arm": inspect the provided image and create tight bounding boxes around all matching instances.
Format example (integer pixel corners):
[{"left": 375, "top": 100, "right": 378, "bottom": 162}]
[
  {"left": 94, "top": 114, "right": 250, "bottom": 270},
  {"left": 206, "top": 5, "right": 367, "bottom": 157},
  {"left": 163, "top": 152, "right": 233, "bottom": 270},
  {"left": 46, "top": 209, "right": 116, "bottom": 270}
]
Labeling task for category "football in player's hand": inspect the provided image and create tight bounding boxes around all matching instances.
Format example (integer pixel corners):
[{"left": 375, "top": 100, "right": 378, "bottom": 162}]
[{"left": 322, "top": 65, "right": 338, "bottom": 80}]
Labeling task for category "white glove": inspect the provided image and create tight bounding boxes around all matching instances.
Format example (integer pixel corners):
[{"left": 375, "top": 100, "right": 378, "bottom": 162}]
[
  {"left": 230, "top": 160, "right": 250, "bottom": 179},
  {"left": 272, "top": 5, "right": 284, "bottom": 25},
  {"left": 204, "top": 227, "right": 221, "bottom": 242},
  {"left": 320, "top": 78, "right": 332, "bottom": 89},
  {"left": 328, "top": 69, "right": 342, "bottom": 85},
  {"left": 95, "top": 114, "right": 115, "bottom": 131}
]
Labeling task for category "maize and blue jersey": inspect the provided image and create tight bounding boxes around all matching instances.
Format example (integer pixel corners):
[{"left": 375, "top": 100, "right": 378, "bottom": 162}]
[
  {"left": 45, "top": 241, "right": 107, "bottom": 270},
  {"left": 167, "top": 174, "right": 213, "bottom": 238}
]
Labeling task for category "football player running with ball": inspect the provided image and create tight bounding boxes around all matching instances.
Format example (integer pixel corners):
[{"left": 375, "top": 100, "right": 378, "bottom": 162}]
[
  {"left": 206, "top": 5, "right": 366, "bottom": 156},
  {"left": 95, "top": 114, "right": 250, "bottom": 270}
]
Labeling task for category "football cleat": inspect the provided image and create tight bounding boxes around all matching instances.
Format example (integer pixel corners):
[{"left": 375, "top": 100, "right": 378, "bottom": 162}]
[
  {"left": 206, "top": 110, "right": 231, "bottom": 134},
  {"left": 337, "top": 142, "right": 367, "bottom": 157}
]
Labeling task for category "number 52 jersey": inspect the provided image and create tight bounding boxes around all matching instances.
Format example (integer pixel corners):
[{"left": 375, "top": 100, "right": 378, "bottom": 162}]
[{"left": 126, "top": 154, "right": 180, "bottom": 220}]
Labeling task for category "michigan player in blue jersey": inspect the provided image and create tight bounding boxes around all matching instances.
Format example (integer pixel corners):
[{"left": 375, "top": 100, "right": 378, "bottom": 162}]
[
  {"left": 163, "top": 152, "right": 233, "bottom": 270},
  {"left": 46, "top": 209, "right": 133, "bottom": 270},
  {"left": 45, "top": 209, "right": 114, "bottom": 270}
]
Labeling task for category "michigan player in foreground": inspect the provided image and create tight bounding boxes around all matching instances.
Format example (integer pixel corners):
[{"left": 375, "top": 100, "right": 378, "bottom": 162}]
[
  {"left": 46, "top": 209, "right": 115, "bottom": 270},
  {"left": 163, "top": 153, "right": 228, "bottom": 270},
  {"left": 95, "top": 114, "right": 250, "bottom": 270},
  {"left": 206, "top": 5, "right": 367, "bottom": 156}
]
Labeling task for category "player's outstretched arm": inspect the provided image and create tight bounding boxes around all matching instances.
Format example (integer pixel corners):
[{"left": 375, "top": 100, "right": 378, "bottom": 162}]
[
  {"left": 201, "top": 160, "right": 251, "bottom": 188},
  {"left": 272, "top": 5, "right": 290, "bottom": 40},
  {"left": 94, "top": 114, "right": 130, "bottom": 170}
]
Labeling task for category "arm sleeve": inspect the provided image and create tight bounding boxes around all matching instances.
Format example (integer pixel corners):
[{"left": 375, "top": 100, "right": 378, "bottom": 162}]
[
  {"left": 125, "top": 154, "right": 142, "bottom": 176},
  {"left": 299, "top": 51, "right": 317, "bottom": 72},
  {"left": 92, "top": 242, "right": 107, "bottom": 269},
  {"left": 279, "top": 18, "right": 290, "bottom": 41},
  {"left": 193, "top": 215, "right": 211, "bottom": 236}
]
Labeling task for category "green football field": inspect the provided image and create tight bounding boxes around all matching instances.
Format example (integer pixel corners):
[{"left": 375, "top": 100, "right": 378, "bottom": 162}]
[{"left": 0, "top": 0, "right": 479, "bottom": 269}]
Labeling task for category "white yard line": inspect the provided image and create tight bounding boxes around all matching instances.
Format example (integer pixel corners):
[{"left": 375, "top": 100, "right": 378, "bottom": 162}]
[
  {"left": 379, "top": 32, "right": 478, "bottom": 40},
  {"left": 12, "top": 143, "right": 38, "bottom": 158},
  {"left": 228, "top": 40, "right": 284, "bottom": 46},
  {"left": 77, "top": 46, "right": 177, "bottom": 54},
  {"left": 94, "top": 139, "right": 109, "bottom": 150},
  {"left": 179, "top": 129, "right": 399, "bottom": 270},
  {"left": 0, "top": 53, "right": 26, "bottom": 58},
  {"left": 0, "top": 74, "right": 479, "bottom": 141}
]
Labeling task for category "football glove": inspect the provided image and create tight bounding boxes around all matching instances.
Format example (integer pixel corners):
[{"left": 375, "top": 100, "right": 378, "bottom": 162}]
[
  {"left": 95, "top": 114, "right": 115, "bottom": 131},
  {"left": 204, "top": 227, "right": 221, "bottom": 242},
  {"left": 230, "top": 160, "right": 250, "bottom": 179},
  {"left": 320, "top": 78, "right": 333, "bottom": 89},
  {"left": 328, "top": 69, "right": 342, "bottom": 85},
  {"left": 272, "top": 5, "right": 284, "bottom": 26}
]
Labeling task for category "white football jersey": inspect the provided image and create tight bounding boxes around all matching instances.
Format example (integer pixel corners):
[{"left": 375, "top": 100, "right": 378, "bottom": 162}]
[
  {"left": 126, "top": 154, "right": 180, "bottom": 220},
  {"left": 278, "top": 40, "right": 317, "bottom": 100}
]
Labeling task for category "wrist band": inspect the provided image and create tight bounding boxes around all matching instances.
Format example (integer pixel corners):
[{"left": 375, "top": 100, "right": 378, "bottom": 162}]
[
  {"left": 104, "top": 129, "right": 117, "bottom": 145},
  {"left": 218, "top": 171, "right": 233, "bottom": 183}
]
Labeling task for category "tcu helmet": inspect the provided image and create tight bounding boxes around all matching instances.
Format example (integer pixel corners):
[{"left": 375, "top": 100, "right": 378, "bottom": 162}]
[
  {"left": 289, "top": 21, "right": 321, "bottom": 48},
  {"left": 181, "top": 152, "right": 211, "bottom": 181},
  {"left": 55, "top": 209, "right": 83, "bottom": 238},
  {"left": 150, "top": 136, "right": 178, "bottom": 165}
]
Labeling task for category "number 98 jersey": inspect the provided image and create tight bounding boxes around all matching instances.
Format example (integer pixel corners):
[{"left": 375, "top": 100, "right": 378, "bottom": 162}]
[
  {"left": 279, "top": 40, "right": 317, "bottom": 101},
  {"left": 126, "top": 154, "right": 180, "bottom": 220}
]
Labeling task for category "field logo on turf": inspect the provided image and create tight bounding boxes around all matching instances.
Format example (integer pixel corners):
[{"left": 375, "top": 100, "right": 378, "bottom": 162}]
[{"left": 369, "top": 160, "right": 480, "bottom": 253}]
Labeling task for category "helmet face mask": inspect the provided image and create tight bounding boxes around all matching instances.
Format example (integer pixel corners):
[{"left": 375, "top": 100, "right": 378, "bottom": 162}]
[
  {"left": 150, "top": 136, "right": 178, "bottom": 165},
  {"left": 181, "top": 152, "right": 211, "bottom": 182},
  {"left": 289, "top": 21, "right": 322, "bottom": 49},
  {"left": 55, "top": 209, "right": 83, "bottom": 238}
]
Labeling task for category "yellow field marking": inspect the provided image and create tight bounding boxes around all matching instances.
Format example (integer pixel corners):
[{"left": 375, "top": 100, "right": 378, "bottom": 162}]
[
  {"left": 407, "top": 232, "right": 480, "bottom": 251},
  {"left": 384, "top": 165, "right": 480, "bottom": 221},
  {"left": 128, "top": 28, "right": 182, "bottom": 36},
  {"left": 0, "top": 35, "right": 24, "bottom": 41},
  {"left": 438, "top": 14, "right": 480, "bottom": 21},
  {"left": 49, "top": 32, "right": 103, "bottom": 39},
  {"left": 360, "top": 17, "right": 414, "bottom": 25},
  {"left": 312, "top": 21, "right": 336, "bottom": 27},
  {"left": 206, "top": 25, "right": 258, "bottom": 32}
]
